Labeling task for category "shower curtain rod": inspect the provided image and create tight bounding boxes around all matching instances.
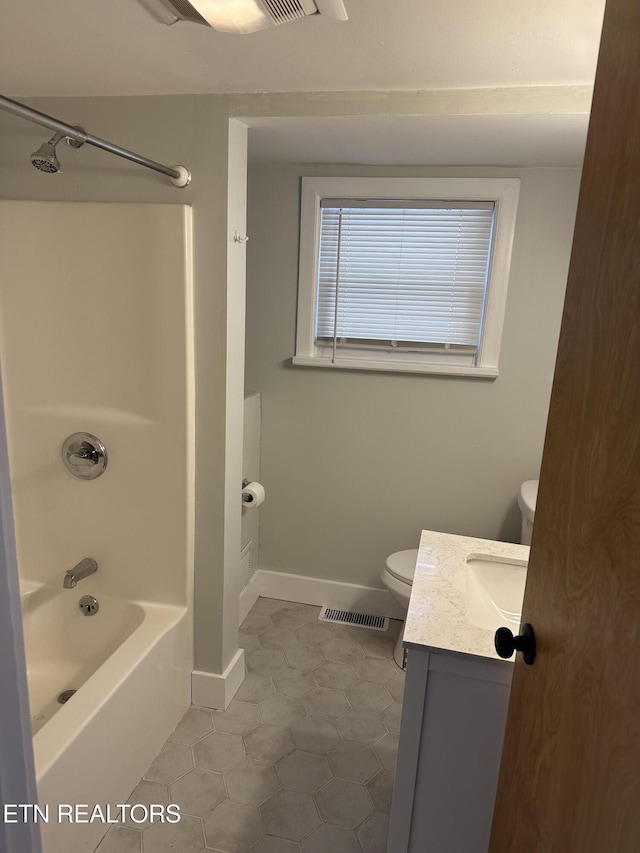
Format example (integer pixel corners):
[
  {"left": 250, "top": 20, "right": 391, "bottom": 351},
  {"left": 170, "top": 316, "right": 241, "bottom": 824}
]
[{"left": 0, "top": 94, "right": 191, "bottom": 187}]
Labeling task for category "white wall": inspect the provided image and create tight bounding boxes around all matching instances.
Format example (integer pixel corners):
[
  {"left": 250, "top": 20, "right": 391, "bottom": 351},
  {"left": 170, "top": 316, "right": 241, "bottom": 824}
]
[
  {"left": 241, "top": 392, "right": 262, "bottom": 581},
  {"left": 0, "top": 201, "right": 193, "bottom": 606},
  {"left": 245, "top": 163, "right": 581, "bottom": 589}
]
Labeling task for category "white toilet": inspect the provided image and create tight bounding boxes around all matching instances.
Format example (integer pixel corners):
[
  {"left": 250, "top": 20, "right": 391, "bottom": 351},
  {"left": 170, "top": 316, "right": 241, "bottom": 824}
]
[
  {"left": 518, "top": 479, "right": 539, "bottom": 545},
  {"left": 381, "top": 549, "right": 418, "bottom": 668},
  {"left": 381, "top": 480, "right": 540, "bottom": 669}
]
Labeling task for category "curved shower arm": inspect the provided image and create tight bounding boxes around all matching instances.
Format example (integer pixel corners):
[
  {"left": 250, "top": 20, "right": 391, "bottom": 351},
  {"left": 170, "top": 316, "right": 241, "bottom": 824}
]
[{"left": 0, "top": 94, "right": 191, "bottom": 188}]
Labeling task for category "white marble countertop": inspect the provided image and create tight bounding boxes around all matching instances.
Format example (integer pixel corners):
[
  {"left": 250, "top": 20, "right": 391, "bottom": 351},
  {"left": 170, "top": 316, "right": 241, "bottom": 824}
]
[{"left": 403, "top": 530, "right": 530, "bottom": 661}]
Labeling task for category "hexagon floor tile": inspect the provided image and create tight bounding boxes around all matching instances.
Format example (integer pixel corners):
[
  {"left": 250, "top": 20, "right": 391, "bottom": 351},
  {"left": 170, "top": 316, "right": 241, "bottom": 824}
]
[
  {"left": 276, "top": 750, "right": 332, "bottom": 794},
  {"left": 328, "top": 741, "right": 381, "bottom": 784},
  {"left": 302, "top": 687, "right": 350, "bottom": 720},
  {"left": 167, "top": 707, "right": 213, "bottom": 745},
  {"left": 193, "top": 731, "right": 245, "bottom": 773},
  {"left": 170, "top": 768, "right": 227, "bottom": 817},
  {"left": 244, "top": 723, "right": 295, "bottom": 763},
  {"left": 95, "top": 597, "right": 405, "bottom": 853},
  {"left": 301, "top": 822, "right": 362, "bottom": 853},
  {"left": 314, "top": 778, "right": 374, "bottom": 829},
  {"left": 260, "top": 789, "right": 321, "bottom": 841},
  {"left": 356, "top": 810, "right": 391, "bottom": 853},
  {"left": 203, "top": 800, "right": 264, "bottom": 853},
  {"left": 224, "top": 758, "right": 281, "bottom": 804}
]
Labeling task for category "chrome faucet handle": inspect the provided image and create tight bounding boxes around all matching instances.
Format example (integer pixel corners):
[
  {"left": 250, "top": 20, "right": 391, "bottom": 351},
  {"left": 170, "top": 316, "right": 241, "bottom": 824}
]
[
  {"left": 62, "top": 433, "right": 107, "bottom": 480},
  {"left": 70, "top": 442, "right": 99, "bottom": 466}
]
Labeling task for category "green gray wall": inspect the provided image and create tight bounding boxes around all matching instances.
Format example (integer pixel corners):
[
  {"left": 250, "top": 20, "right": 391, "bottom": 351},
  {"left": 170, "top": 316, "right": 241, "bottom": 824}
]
[{"left": 245, "top": 163, "right": 581, "bottom": 589}]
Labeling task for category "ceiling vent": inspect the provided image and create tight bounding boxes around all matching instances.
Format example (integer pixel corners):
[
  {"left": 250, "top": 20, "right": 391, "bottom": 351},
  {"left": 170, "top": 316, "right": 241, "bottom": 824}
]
[{"left": 147, "top": 0, "right": 348, "bottom": 33}]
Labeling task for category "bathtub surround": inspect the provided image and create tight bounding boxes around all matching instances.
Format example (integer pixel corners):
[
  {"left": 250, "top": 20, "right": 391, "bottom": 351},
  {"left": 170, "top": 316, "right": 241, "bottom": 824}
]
[
  {"left": 97, "top": 596, "right": 403, "bottom": 853},
  {"left": 0, "top": 201, "right": 194, "bottom": 605},
  {"left": 245, "top": 163, "right": 582, "bottom": 590},
  {"left": 0, "top": 97, "right": 246, "bottom": 690},
  {"left": 0, "top": 200, "right": 195, "bottom": 853}
]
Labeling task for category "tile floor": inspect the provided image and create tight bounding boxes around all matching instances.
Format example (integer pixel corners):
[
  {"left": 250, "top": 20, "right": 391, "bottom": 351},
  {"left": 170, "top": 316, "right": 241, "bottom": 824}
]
[{"left": 96, "top": 597, "right": 405, "bottom": 853}]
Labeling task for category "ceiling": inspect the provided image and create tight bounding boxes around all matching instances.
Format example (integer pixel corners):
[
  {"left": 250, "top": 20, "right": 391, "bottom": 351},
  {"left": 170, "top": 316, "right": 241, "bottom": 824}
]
[
  {"left": 0, "top": 0, "right": 605, "bottom": 97},
  {"left": 247, "top": 114, "right": 590, "bottom": 166}
]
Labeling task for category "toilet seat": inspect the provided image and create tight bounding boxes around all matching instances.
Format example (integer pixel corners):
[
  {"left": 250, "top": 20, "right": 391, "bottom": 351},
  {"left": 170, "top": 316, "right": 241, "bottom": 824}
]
[{"left": 385, "top": 549, "right": 418, "bottom": 585}]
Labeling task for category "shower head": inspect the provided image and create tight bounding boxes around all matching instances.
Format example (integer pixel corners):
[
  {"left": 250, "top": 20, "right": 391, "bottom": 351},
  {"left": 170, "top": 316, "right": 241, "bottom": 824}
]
[{"left": 30, "top": 132, "right": 66, "bottom": 173}]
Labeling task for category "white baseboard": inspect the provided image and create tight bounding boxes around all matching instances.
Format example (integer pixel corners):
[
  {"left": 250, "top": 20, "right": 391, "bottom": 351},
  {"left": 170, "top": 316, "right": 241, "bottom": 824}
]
[
  {"left": 256, "top": 568, "right": 406, "bottom": 620},
  {"left": 191, "top": 648, "right": 245, "bottom": 710},
  {"left": 239, "top": 570, "right": 261, "bottom": 625}
]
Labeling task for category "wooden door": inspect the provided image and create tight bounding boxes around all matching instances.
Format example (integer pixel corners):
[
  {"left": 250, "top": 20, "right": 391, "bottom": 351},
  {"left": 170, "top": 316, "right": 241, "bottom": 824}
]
[{"left": 489, "top": 0, "right": 640, "bottom": 849}]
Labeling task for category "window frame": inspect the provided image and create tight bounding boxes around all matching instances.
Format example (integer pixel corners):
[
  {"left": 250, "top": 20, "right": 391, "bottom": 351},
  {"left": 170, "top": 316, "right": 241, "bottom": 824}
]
[{"left": 294, "top": 176, "right": 521, "bottom": 378}]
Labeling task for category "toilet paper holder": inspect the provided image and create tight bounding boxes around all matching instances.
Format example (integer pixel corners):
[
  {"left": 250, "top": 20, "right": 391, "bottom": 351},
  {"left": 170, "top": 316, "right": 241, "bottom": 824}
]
[{"left": 242, "top": 479, "right": 265, "bottom": 507}]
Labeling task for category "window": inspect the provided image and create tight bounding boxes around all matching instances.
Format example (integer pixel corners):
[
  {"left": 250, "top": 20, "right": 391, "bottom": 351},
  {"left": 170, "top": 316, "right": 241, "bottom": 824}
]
[{"left": 294, "top": 177, "right": 520, "bottom": 377}]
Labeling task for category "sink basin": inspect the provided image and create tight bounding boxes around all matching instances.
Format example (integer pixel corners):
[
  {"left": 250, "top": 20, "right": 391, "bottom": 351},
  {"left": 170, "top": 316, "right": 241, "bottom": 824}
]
[{"left": 465, "top": 554, "right": 527, "bottom": 632}]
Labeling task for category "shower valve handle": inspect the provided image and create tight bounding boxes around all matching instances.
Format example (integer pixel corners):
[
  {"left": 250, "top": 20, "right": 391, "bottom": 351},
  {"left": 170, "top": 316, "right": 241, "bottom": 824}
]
[
  {"left": 62, "top": 432, "right": 108, "bottom": 480},
  {"left": 70, "top": 442, "right": 99, "bottom": 466}
]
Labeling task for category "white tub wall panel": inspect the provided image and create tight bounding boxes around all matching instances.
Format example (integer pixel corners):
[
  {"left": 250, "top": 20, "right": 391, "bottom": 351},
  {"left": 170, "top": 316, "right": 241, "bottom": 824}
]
[{"left": 0, "top": 201, "right": 193, "bottom": 608}]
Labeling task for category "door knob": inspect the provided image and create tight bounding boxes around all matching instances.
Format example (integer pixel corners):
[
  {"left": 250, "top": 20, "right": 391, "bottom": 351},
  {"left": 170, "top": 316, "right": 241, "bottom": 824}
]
[{"left": 494, "top": 623, "right": 536, "bottom": 665}]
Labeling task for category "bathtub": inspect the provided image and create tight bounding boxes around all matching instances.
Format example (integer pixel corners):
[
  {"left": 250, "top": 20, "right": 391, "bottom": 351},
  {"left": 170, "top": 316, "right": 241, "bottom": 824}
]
[{"left": 20, "top": 581, "right": 191, "bottom": 853}]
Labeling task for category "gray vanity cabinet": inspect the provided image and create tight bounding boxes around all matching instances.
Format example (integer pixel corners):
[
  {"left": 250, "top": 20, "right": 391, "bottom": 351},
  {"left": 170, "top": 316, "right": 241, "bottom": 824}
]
[{"left": 388, "top": 647, "right": 513, "bottom": 853}]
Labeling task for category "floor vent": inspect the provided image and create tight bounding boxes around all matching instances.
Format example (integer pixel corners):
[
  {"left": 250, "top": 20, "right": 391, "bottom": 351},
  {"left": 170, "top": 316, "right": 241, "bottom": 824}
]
[{"left": 318, "top": 606, "right": 389, "bottom": 632}]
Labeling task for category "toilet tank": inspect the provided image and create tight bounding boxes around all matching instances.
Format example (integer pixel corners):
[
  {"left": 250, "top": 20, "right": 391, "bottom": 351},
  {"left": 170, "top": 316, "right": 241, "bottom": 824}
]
[{"left": 518, "top": 480, "right": 538, "bottom": 545}]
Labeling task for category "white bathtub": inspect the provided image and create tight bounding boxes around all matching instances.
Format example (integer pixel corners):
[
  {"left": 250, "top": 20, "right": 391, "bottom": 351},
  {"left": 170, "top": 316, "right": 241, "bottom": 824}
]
[{"left": 20, "top": 582, "right": 191, "bottom": 853}]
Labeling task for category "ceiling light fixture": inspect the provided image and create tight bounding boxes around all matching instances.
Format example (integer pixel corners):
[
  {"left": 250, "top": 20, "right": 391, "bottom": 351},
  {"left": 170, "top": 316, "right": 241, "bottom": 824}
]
[{"left": 144, "top": 0, "right": 348, "bottom": 33}]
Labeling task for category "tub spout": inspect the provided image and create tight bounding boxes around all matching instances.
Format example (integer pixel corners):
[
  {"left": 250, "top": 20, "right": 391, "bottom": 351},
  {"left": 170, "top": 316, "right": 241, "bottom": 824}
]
[{"left": 63, "top": 558, "right": 98, "bottom": 589}]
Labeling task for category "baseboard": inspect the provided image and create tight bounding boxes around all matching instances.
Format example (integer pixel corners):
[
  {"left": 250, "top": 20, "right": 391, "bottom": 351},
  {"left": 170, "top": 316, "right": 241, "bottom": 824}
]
[
  {"left": 191, "top": 648, "right": 245, "bottom": 710},
  {"left": 239, "top": 570, "right": 261, "bottom": 625},
  {"left": 258, "top": 568, "right": 406, "bottom": 620}
]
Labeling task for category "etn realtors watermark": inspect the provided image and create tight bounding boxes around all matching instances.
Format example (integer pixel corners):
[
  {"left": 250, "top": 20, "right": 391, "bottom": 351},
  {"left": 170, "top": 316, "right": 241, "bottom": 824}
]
[{"left": 3, "top": 803, "right": 181, "bottom": 824}]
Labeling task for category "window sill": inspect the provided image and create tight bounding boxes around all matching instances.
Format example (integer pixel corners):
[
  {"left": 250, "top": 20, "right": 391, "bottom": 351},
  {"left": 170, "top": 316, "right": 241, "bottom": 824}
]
[{"left": 292, "top": 355, "right": 499, "bottom": 379}]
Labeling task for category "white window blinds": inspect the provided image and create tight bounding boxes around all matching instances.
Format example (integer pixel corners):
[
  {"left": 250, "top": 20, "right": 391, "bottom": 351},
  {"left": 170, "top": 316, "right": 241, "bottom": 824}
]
[{"left": 316, "top": 200, "right": 495, "bottom": 357}]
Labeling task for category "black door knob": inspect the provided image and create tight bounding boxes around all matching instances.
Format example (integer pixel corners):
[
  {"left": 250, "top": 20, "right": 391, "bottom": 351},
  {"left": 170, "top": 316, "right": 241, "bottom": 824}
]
[{"left": 494, "top": 623, "right": 536, "bottom": 665}]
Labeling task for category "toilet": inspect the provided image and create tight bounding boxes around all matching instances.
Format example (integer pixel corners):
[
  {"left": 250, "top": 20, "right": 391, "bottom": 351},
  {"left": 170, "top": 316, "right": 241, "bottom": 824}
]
[
  {"left": 382, "top": 480, "right": 540, "bottom": 669},
  {"left": 381, "top": 549, "right": 418, "bottom": 668},
  {"left": 518, "top": 479, "right": 539, "bottom": 545}
]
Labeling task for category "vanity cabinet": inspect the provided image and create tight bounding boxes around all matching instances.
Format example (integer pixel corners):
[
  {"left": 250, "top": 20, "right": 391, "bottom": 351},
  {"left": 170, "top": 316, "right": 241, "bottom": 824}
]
[
  {"left": 388, "top": 646, "right": 512, "bottom": 853},
  {"left": 387, "top": 529, "right": 529, "bottom": 853}
]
